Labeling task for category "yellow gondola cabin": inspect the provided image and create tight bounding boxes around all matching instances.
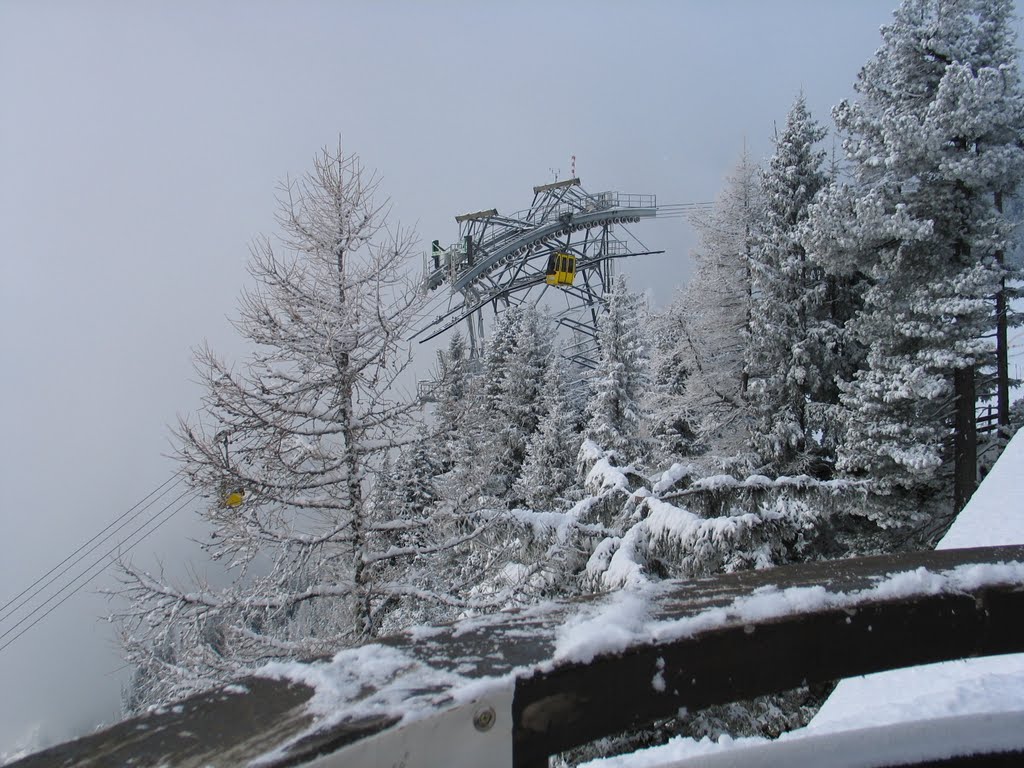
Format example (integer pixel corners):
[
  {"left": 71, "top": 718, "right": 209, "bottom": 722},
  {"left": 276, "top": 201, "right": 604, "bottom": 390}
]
[
  {"left": 545, "top": 252, "right": 576, "bottom": 287},
  {"left": 224, "top": 488, "right": 245, "bottom": 508}
]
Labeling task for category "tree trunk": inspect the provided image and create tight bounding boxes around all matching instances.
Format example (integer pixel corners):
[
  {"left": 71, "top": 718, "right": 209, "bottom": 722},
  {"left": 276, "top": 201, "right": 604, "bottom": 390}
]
[
  {"left": 953, "top": 365, "right": 977, "bottom": 513},
  {"left": 337, "top": 235, "right": 371, "bottom": 639},
  {"left": 995, "top": 191, "right": 1010, "bottom": 429}
]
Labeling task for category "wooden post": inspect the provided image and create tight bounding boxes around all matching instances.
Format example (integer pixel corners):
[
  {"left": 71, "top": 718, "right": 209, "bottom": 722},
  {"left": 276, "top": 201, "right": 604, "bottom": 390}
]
[
  {"left": 953, "top": 365, "right": 978, "bottom": 513},
  {"left": 995, "top": 190, "right": 1010, "bottom": 429}
]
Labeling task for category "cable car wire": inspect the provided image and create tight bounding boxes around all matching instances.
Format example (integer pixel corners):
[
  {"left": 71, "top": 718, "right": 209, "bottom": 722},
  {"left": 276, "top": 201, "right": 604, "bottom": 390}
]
[
  {"left": 0, "top": 430, "right": 261, "bottom": 653},
  {"left": 0, "top": 484, "right": 199, "bottom": 655},
  {"left": 0, "top": 472, "right": 185, "bottom": 626}
]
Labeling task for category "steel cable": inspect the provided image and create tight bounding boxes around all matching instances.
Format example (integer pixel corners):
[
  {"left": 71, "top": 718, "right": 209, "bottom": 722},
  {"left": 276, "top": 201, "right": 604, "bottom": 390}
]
[
  {"left": 0, "top": 484, "right": 200, "bottom": 654},
  {"left": 0, "top": 472, "right": 186, "bottom": 626}
]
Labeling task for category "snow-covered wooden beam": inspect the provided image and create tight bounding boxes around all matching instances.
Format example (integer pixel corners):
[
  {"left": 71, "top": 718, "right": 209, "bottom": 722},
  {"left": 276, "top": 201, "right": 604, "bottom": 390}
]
[{"left": 11, "top": 546, "right": 1024, "bottom": 768}]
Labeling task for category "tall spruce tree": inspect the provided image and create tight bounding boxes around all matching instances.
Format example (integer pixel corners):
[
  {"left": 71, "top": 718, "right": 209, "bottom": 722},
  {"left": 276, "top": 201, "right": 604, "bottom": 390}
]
[
  {"left": 805, "top": 0, "right": 1024, "bottom": 516},
  {"left": 516, "top": 351, "right": 582, "bottom": 509},
  {"left": 746, "top": 95, "right": 836, "bottom": 474},
  {"left": 584, "top": 275, "right": 651, "bottom": 465},
  {"left": 431, "top": 332, "right": 473, "bottom": 473},
  {"left": 497, "top": 306, "right": 553, "bottom": 495},
  {"left": 475, "top": 307, "right": 525, "bottom": 496},
  {"left": 959, "top": 0, "right": 1024, "bottom": 431}
]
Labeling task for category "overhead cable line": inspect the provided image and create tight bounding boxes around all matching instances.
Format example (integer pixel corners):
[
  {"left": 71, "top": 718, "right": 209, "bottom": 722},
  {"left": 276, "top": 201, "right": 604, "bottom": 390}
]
[
  {"left": 0, "top": 425, "right": 266, "bottom": 642},
  {"left": 0, "top": 472, "right": 185, "bottom": 626},
  {"left": 0, "top": 484, "right": 199, "bottom": 655},
  {"left": 0, "top": 429, "right": 261, "bottom": 652}
]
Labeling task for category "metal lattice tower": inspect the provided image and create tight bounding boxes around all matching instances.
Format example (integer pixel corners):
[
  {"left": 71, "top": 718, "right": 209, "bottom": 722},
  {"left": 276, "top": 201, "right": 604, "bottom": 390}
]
[{"left": 414, "top": 178, "right": 662, "bottom": 369}]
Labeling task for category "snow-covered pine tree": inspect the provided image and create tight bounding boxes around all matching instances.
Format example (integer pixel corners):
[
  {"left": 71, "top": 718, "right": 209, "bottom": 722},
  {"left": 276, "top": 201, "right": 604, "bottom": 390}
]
[
  {"left": 363, "top": 434, "right": 468, "bottom": 635},
  {"left": 515, "top": 350, "right": 583, "bottom": 510},
  {"left": 647, "top": 292, "right": 700, "bottom": 461},
  {"left": 113, "top": 145, "right": 480, "bottom": 711},
  {"left": 584, "top": 491, "right": 825, "bottom": 592},
  {"left": 958, "top": 0, "right": 1024, "bottom": 434},
  {"left": 805, "top": 0, "right": 1024, "bottom": 517},
  {"left": 391, "top": 439, "right": 443, "bottom": 525},
  {"left": 431, "top": 332, "right": 473, "bottom": 472},
  {"left": 746, "top": 95, "right": 837, "bottom": 475},
  {"left": 483, "top": 306, "right": 523, "bottom": 416},
  {"left": 929, "top": 0, "right": 1024, "bottom": 487},
  {"left": 406, "top": 311, "right": 556, "bottom": 612},
  {"left": 424, "top": 329, "right": 502, "bottom": 518},
  {"left": 673, "top": 148, "right": 763, "bottom": 462},
  {"left": 467, "top": 306, "right": 526, "bottom": 497},
  {"left": 496, "top": 306, "right": 553, "bottom": 497},
  {"left": 583, "top": 275, "right": 651, "bottom": 467}
]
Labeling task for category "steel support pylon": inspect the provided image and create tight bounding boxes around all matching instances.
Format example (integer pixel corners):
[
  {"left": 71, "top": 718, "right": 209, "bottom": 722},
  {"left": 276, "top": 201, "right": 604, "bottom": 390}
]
[{"left": 415, "top": 178, "right": 661, "bottom": 370}]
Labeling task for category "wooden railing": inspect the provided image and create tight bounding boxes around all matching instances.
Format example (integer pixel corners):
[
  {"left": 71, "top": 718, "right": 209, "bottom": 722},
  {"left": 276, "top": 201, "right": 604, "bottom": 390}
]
[
  {"left": 11, "top": 546, "right": 1024, "bottom": 768},
  {"left": 976, "top": 404, "right": 1012, "bottom": 436}
]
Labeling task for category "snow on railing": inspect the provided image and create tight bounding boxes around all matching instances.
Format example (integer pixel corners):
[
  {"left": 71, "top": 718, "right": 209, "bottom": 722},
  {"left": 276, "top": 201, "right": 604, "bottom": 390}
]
[{"left": 12, "top": 545, "right": 1024, "bottom": 768}]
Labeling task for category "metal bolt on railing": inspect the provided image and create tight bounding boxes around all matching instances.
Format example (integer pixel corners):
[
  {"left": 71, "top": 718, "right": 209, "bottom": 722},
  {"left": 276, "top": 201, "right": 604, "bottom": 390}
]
[{"left": 473, "top": 705, "right": 496, "bottom": 732}]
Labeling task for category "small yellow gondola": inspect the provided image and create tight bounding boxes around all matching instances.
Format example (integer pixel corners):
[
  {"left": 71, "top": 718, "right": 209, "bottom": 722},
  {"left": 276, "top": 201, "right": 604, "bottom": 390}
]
[
  {"left": 224, "top": 489, "right": 245, "bottom": 508},
  {"left": 545, "top": 252, "right": 576, "bottom": 287}
]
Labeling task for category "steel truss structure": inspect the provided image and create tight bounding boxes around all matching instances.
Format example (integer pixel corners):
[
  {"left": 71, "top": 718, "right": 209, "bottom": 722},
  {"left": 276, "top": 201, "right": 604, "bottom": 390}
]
[{"left": 414, "top": 178, "right": 662, "bottom": 369}]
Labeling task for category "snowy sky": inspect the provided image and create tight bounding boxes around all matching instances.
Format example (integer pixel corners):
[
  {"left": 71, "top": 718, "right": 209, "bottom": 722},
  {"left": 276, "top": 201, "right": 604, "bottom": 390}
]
[{"left": 1, "top": 0, "right": 1019, "bottom": 757}]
